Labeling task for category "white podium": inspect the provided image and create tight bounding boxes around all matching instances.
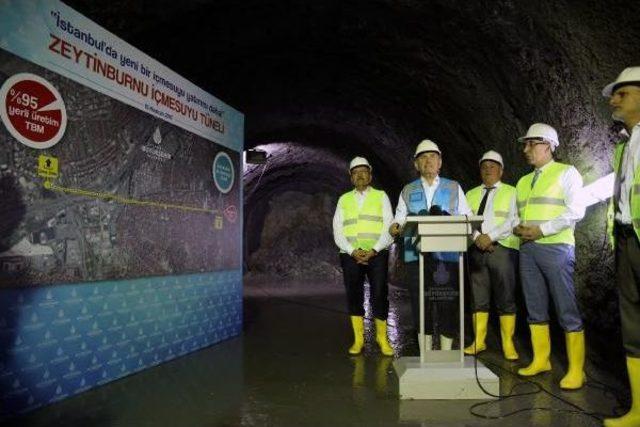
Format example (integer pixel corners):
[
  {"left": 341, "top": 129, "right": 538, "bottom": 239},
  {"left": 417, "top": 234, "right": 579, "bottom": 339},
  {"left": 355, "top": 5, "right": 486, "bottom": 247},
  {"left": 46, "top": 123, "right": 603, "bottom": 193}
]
[{"left": 393, "top": 215, "right": 500, "bottom": 400}]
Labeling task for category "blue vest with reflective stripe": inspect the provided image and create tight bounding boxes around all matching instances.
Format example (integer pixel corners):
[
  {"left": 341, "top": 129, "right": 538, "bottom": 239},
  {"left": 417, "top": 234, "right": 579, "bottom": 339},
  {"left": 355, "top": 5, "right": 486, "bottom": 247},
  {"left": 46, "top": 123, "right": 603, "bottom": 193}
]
[{"left": 402, "top": 177, "right": 460, "bottom": 263}]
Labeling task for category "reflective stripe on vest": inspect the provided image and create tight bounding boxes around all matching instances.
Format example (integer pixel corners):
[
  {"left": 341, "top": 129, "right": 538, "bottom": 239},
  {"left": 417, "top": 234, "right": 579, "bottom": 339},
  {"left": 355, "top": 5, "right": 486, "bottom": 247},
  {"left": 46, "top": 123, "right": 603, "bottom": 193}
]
[
  {"left": 466, "top": 184, "right": 520, "bottom": 250},
  {"left": 607, "top": 142, "right": 640, "bottom": 246},
  {"left": 516, "top": 161, "right": 575, "bottom": 245},
  {"left": 339, "top": 188, "right": 385, "bottom": 250}
]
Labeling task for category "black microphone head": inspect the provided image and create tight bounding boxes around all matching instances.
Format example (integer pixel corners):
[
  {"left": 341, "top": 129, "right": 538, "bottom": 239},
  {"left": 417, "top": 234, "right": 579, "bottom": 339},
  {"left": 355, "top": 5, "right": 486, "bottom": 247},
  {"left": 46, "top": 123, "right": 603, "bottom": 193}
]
[
  {"left": 429, "top": 205, "right": 442, "bottom": 215},
  {"left": 418, "top": 209, "right": 428, "bottom": 216}
]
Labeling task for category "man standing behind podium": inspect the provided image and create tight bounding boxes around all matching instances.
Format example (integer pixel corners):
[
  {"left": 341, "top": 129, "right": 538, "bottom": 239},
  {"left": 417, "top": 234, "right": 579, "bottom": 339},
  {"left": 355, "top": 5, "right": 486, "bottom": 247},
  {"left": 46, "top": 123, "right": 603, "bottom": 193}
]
[
  {"left": 513, "top": 123, "right": 586, "bottom": 390},
  {"left": 389, "top": 139, "right": 472, "bottom": 351},
  {"left": 333, "top": 156, "right": 394, "bottom": 356},
  {"left": 464, "top": 150, "right": 520, "bottom": 360}
]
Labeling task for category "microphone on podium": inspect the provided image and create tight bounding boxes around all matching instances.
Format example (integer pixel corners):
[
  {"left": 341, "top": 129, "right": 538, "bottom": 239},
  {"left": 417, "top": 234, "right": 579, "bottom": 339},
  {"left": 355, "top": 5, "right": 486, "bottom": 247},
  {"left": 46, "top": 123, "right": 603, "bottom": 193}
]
[{"left": 428, "top": 205, "right": 450, "bottom": 216}]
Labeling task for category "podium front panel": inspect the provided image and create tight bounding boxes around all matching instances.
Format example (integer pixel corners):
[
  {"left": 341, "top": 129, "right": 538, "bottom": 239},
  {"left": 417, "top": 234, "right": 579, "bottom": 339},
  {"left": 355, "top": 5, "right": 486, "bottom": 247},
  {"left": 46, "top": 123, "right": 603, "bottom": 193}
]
[
  {"left": 418, "top": 223, "right": 472, "bottom": 237},
  {"left": 420, "top": 236, "right": 468, "bottom": 252}
]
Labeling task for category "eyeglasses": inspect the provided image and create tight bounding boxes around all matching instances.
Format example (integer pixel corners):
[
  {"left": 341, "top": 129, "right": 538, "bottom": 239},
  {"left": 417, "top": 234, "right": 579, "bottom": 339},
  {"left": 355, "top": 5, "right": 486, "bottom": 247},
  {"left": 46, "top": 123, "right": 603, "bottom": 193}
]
[{"left": 522, "top": 139, "right": 549, "bottom": 149}]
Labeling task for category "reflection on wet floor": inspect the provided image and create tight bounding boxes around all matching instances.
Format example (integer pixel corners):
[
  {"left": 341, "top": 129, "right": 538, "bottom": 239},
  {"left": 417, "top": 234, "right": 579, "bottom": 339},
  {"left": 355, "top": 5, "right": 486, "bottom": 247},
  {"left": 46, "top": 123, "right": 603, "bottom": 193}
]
[
  {"left": 350, "top": 354, "right": 394, "bottom": 396},
  {"left": 4, "top": 274, "right": 629, "bottom": 426}
]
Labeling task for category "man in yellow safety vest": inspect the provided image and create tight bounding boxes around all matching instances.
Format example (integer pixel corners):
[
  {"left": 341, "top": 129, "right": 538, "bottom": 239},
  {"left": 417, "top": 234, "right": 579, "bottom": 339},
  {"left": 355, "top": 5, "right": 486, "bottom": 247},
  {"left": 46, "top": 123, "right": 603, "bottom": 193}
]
[
  {"left": 464, "top": 150, "right": 520, "bottom": 361},
  {"left": 513, "top": 123, "right": 586, "bottom": 390},
  {"left": 333, "top": 156, "right": 394, "bottom": 356},
  {"left": 602, "top": 67, "right": 640, "bottom": 427}
]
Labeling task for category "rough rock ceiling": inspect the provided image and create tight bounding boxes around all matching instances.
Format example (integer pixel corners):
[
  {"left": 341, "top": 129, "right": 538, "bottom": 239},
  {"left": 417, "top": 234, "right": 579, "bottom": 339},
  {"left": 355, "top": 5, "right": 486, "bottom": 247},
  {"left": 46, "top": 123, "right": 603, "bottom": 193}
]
[{"left": 65, "top": 0, "right": 640, "bottom": 183}]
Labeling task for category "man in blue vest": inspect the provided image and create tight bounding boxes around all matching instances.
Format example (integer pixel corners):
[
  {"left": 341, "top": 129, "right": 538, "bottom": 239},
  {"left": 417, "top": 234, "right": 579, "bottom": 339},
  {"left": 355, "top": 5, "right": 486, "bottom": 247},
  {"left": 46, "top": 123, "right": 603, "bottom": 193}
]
[
  {"left": 390, "top": 140, "right": 472, "bottom": 351},
  {"left": 602, "top": 67, "right": 640, "bottom": 427},
  {"left": 333, "top": 156, "right": 395, "bottom": 356},
  {"left": 513, "top": 123, "right": 586, "bottom": 390}
]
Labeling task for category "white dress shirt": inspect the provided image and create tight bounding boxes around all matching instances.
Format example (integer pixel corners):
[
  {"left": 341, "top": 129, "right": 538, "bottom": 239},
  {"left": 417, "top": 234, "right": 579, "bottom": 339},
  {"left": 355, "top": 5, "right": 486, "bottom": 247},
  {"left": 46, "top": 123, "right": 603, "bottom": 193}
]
[
  {"left": 393, "top": 175, "right": 472, "bottom": 226},
  {"left": 333, "top": 186, "right": 394, "bottom": 254},
  {"left": 615, "top": 123, "right": 640, "bottom": 224},
  {"left": 472, "top": 181, "right": 519, "bottom": 242},
  {"left": 527, "top": 160, "right": 585, "bottom": 236}
]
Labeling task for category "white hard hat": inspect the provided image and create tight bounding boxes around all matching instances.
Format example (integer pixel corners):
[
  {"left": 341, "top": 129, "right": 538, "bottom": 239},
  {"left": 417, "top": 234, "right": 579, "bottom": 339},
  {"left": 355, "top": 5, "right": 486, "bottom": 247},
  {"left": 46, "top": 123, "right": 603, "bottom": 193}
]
[
  {"left": 414, "top": 139, "right": 441, "bottom": 158},
  {"left": 479, "top": 150, "right": 503, "bottom": 168},
  {"left": 349, "top": 156, "right": 372, "bottom": 172},
  {"left": 602, "top": 66, "right": 640, "bottom": 97},
  {"left": 518, "top": 123, "right": 559, "bottom": 151}
]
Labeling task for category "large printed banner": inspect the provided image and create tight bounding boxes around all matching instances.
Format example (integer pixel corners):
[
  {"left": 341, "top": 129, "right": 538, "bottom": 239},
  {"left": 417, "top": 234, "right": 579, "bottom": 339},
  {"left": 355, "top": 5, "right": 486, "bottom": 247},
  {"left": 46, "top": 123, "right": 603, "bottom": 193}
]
[
  {"left": 0, "top": 0, "right": 244, "bottom": 287},
  {"left": 0, "top": 0, "right": 244, "bottom": 417},
  {"left": 0, "top": 0, "right": 243, "bottom": 151}
]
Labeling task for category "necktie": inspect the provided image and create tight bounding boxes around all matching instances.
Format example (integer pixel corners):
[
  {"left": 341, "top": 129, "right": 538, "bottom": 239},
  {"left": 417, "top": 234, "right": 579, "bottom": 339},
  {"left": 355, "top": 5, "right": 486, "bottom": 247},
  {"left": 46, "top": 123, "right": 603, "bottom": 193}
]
[
  {"left": 477, "top": 187, "right": 495, "bottom": 215},
  {"left": 531, "top": 169, "right": 541, "bottom": 189}
]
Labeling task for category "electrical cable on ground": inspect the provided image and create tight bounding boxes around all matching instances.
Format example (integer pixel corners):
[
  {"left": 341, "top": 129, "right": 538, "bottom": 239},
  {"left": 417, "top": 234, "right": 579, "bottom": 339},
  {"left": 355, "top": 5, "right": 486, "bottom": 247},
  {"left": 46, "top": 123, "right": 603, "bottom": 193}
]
[{"left": 462, "top": 234, "right": 604, "bottom": 422}]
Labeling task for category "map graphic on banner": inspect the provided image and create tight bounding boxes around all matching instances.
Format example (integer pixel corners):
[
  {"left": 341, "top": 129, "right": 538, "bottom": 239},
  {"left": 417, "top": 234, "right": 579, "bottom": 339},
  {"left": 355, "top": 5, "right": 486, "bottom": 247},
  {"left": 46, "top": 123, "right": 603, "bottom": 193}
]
[
  {"left": 0, "top": 1, "right": 244, "bottom": 287},
  {"left": 0, "top": 51, "right": 241, "bottom": 287}
]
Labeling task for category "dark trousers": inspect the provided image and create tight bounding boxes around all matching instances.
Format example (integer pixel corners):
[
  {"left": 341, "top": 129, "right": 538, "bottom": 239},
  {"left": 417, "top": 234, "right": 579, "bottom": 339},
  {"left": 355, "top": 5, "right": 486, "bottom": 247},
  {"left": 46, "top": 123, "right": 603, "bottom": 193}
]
[
  {"left": 520, "top": 242, "right": 583, "bottom": 331},
  {"left": 405, "top": 257, "right": 459, "bottom": 336},
  {"left": 339, "top": 250, "right": 389, "bottom": 320},
  {"left": 468, "top": 244, "right": 518, "bottom": 314},
  {"left": 615, "top": 224, "right": 640, "bottom": 357}
]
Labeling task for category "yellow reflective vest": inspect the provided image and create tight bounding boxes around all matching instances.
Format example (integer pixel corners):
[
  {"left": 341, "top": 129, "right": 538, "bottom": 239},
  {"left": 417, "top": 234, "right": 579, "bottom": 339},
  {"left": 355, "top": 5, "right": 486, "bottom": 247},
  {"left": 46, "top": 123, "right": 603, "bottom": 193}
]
[
  {"left": 466, "top": 183, "right": 520, "bottom": 250},
  {"left": 516, "top": 161, "right": 575, "bottom": 245},
  {"left": 607, "top": 141, "right": 640, "bottom": 247},
  {"left": 339, "top": 188, "right": 385, "bottom": 251}
]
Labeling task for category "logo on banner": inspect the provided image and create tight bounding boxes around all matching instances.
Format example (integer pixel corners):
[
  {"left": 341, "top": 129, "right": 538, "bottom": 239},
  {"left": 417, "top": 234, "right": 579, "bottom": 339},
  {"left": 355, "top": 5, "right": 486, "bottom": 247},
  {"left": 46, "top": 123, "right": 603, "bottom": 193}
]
[
  {"left": 0, "top": 73, "right": 68, "bottom": 149},
  {"left": 212, "top": 151, "right": 234, "bottom": 194}
]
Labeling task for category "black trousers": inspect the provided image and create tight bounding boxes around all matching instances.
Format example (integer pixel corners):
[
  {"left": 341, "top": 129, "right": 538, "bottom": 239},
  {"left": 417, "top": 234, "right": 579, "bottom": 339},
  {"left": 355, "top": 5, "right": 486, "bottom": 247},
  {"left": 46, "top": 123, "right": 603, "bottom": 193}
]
[
  {"left": 339, "top": 250, "right": 390, "bottom": 320},
  {"left": 468, "top": 244, "right": 518, "bottom": 314},
  {"left": 405, "top": 257, "right": 459, "bottom": 336},
  {"left": 615, "top": 224, "right": 640, "bottom": 357}
]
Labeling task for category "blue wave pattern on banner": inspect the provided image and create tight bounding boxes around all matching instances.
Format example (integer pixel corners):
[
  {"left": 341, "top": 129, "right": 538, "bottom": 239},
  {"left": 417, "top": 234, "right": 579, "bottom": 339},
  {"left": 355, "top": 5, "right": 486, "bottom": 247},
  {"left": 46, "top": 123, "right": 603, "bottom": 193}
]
[{"left": 0, "top": 270, "right": 242, "bottom": 417}]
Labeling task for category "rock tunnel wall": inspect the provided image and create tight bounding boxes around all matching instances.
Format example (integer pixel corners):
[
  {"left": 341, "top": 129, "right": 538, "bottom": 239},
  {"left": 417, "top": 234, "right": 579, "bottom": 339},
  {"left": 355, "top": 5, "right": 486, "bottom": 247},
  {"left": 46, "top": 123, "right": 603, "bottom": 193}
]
[{"left": 67, "top": 0, "right": 640, "bottom": 366}]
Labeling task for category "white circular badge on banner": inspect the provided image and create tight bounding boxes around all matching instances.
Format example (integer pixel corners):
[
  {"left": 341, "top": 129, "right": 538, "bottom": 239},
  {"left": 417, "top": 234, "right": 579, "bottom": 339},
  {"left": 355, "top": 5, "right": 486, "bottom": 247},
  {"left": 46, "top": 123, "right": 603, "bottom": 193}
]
[
  {"left": 0, "top": 73, "right": 68, "bottom": 149},
  {"left": 212, "top": 151, "right": 235, "bottom": 194}
]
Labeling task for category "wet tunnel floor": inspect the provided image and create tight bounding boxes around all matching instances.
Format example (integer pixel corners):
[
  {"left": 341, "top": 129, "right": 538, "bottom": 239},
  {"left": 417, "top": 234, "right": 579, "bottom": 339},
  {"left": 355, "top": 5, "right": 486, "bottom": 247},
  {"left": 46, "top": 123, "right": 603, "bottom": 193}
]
[{"left": 4, "top": 275, "right": 629, "bottom": 426}]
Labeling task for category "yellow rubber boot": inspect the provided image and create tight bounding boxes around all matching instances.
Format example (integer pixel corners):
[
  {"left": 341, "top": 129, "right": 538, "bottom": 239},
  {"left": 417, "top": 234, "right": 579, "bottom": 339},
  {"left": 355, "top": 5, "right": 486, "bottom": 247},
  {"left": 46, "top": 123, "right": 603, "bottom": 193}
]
[
  {"left": 374, "top": 318, "right": 394, "bottom": 356},
  {"left": 560, "top": 331, "right": 585, "bottom": 390},
  {"left": 500, "top": 314, "right": 519, "bottom": 361},
  {"left": 464, "top": 312, "right": 488, "bottom": 355},
  {"left": 348, "top": 316, "right": 364, "bottom": 355},
  {"left": 604, "top": 356, "right": 640, "bottom": 427},
  {"left": 518, "top": 324, "right": 552, "bottom": 376}
]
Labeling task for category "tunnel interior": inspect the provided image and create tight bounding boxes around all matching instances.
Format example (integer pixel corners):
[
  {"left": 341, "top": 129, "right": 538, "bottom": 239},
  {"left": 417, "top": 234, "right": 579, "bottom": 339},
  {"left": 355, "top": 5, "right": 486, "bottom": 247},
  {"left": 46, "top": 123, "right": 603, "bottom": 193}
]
[{"left": 65, "top": 0, "right": 640, "bottom": 374}]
